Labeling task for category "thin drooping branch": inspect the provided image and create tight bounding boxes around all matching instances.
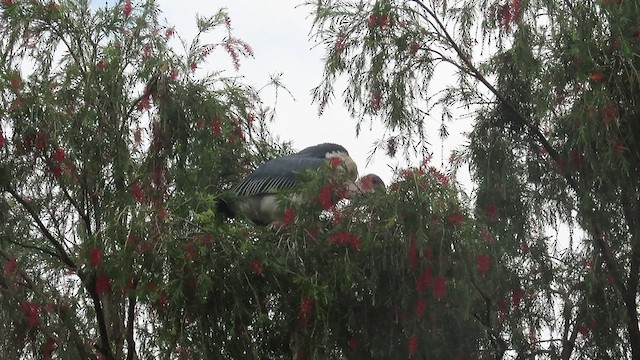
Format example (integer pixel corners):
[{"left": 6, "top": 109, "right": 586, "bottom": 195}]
[
  {"left": 411, "top": 0, "right": 629, "bottom": 299},
  {"left": 6, "top": 186, "right": 77, "bottom": 270}
]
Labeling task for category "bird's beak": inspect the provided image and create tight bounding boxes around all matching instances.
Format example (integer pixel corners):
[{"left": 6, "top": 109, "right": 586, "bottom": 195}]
[{"left": 343, "top": 175, "right": 386, "bottom": 199}]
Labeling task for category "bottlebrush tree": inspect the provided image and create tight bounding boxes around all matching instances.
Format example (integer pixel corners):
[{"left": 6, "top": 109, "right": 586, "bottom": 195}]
[{"left": 308, "top": 0, "right": 640, "bottom": 359}]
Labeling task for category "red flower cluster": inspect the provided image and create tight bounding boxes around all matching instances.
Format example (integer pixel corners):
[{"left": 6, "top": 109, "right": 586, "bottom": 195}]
[
  {"left": 212, "top": 117, "right": 222, "bottom": 137},
  {"left": 601, "top": 102, "right": 618, "bottom": 125},
  {"left": 0, "top": 130, "right": 4, "bottom": 149},
  {"left": 368, "top": 13, "right": 391, "bottom": 29},
  {"left": 318, "top": 184, "right": 334, "bottom": 210},
  {"left": 433, "top": 276, "right": 446, "bottom": 300},
  {"left": 97, "top": 59, "right": 107, "bottom": 70},
  {"left": 3, "top": 257, "right": 17, "bottom": 276},
  {"left": 89, "top": 247, "right": 102, "bottom": 268},
  {"left": 427, "top": 167, "right": 450, "bottom": 186},
  {"left": 511, "top": 288, "right": 524, "bottom": 309},
  {"left": 329, "top": 231, "right": 361, "bottom": 251},
  {"left": 328, "top": 156, "right": 342, "bottom": 169},
  {"left": 137, "top": 96, "right": 150, "bottom": 110},
  {"left": 590, "top": 71, "right": 605, "bottom": 82},
  {"left": 132, "top": 182, "right": 145, "bottom": 202},
  {"left": 476, "top": 254, "right": 490, "bottom": 274},
  {"left": 407, "top": 335, "right": 419, "bottom": 357},
  {"left": 612, "top": 141, "right": 624, "bottom": 155},
  {"left": 250, "top": 259, "right": 265, "bottom": 276},
  {"left": 500, "top": 0, "right": 522, "bottom": 31},
  {"left": 298, "top": 297, "right": 315, "bottom": 326},
  {"left": 282, "top": 207, "right": 295, "bottom": 226},
  {"left": 54, "top": 147, "right": 65, "bottom": 162},
  {"left": 122, "top": 0, "right": 132, "bottom": 16},
  {"left": 370, "top": 90, "right": 382, "bottom": 111},
  {"left": 414, "top": 297, "right": 427, "bottom": 318},
  {"left": 415, "top": 266, "right": 432, "bottom": 293},
  {"left": 485, "top": 203, "right": 498, "bottom": 221},
  {"left": 448, "top": 211, "right": 464, "bottom": 226},
  {"left": 95, "top": 273, "right": 111, "bottom": 294},
  {"left": 20, "top": 302, "right": 40, "bottom": 327}
]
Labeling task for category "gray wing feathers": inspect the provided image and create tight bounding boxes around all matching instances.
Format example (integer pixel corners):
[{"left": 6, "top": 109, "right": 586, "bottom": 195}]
[{"left": 233, "top": 156, "right": 325, "bottom": 196}]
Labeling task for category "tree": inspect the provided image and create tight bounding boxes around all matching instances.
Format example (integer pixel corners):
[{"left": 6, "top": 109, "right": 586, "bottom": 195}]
[{"left": 308, "top": 0, "right": 640, "bottom": 359}]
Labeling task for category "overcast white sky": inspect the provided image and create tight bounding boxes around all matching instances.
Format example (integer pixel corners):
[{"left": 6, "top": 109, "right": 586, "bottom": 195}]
[{"left": 150, "top": 0, "right": 472, "bottom": 186}]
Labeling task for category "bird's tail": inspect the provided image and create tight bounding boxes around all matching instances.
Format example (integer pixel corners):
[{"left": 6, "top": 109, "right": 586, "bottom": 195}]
[{"left": 215, "top": 198, "right": 235, "bottom": 221}]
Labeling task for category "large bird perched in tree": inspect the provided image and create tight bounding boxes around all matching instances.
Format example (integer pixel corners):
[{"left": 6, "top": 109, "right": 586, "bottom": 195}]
[{"left": 218, "top": 143, "right": 385, "bottom": 225}]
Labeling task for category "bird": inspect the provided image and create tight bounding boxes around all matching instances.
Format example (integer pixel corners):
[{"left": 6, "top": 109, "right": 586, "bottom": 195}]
[{"left": 217, "top": 143, "right": 384, "bottom": 225}]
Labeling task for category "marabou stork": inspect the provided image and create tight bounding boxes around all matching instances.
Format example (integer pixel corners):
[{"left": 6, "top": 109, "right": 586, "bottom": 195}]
[{"left": 218, "top": 143, "right": 385, "bottom": 225}]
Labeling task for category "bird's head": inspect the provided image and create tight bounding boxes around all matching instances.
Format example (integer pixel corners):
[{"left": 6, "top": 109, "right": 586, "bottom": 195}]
[{"left": 344, "top": 173, "right": 386, "bottom": 198}]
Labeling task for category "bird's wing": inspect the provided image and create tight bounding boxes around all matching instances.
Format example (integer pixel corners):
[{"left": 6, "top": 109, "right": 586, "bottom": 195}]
[{"left": 233, "top": 156, "right": 326, "bottom": 196}]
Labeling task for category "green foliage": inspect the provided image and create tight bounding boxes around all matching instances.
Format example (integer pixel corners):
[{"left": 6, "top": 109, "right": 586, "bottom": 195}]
[{"left": 308, "top": 0, "right": 640, "bottom": 358}]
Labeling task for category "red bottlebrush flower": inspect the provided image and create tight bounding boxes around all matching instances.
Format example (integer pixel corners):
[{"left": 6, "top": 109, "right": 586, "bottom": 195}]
[
  {"left": 142, "top": 43, "right": 152, "bottom": 60},
  {"left": 157, "top": 207, "right": 169, "bottom": 219},
  {"left": 428, "top": 167, "right": 450, "bottom": 186},
  {"left": 481, "top": 228, "right": 495, "bottom": 244},
  {"left": 601, "top": 102, "right": 619, "bottom": 125},
  {"left": 511, "top": 288, "right": 524, "bottom": 309},
  {"left": 511, "top": 0, "right": 522, "bottom": 23},
  {"left": 225, "top": 41, "right": 241, "bottom": 71},
  {"left": 409, "top": 41, "right": 420, "bottom": 56},
  {"left": 20, "top": 302, "right": 40, "bottom": 327},
  {"left": 95, "top": 273, "right": 111, "bottom": 294},
  {"left": 408, "top": 233, "right": 418, "bottom": 270},
  {"left": 96, "top": 59, "right": 107, "bottom": 70},
  {"left": 165, "top": 27, "right": 174, "bottom": 38},
  {"left": 335, "top": 35, "right": 346, "bottom": 52},
  {"left": 170, "top": 69, "right": 178, "bottom": 79},
  {"left": 43, "top": 338, "right": 55, "bottom": 359},
  {"left": 414, "top": 297, "right": 427, "bottom": 318},
  {"left": 328, "top": 156, "right": 342, "bottom": 169},
  {"left": 612, "top": 141, "right": 624, "bottom": 155},
  {"left": 370, "top": 91, "right": 382, "bottom": 111},
  {"left": 497, "top": 298, "right": 508, "bottom": 321},
  {"left": 137, "top": 96, "right": 150, "bottom": 110},
  {"left": 476, "top": 254, "right": 490, "bottom": 274},
  {"left": 407, "top": 335, "right": 419, "bottom": 357},
  {"left": 367, "top": 14, "right": 378, "bottom": 28},
  {"left": 51, "top": 164, "right": 63, "bottom": 178},
  {"left": 576, "top": 325, "right": 589, "bottom": 337},
  {"left": 282, "top": 207, "right": 295, "bottom": 226},
  {"left": 485, "top": 203, "right": 498, "bottom": 221},
  {"left": 378, "top": 14, "right": 391, "bottom": 29},
  {"left": 448, "top": 211, "right": 464, "bottom": 226},
  {"left": 2, "top": 0, "right": 14, "bottom": 6},
  {"left": 433, "top": 276, "right": 446, "bottom": 300},
  {"left": 347, "top": 336, "right": 359, "bottom": 350},
  {"left": 3, "top": 257, "right": 17, "bottom": 276},
  {"left": 183, "top": 241, "right": 197, "bottom": 261},
  {"left": 330, "top": 231, "right": 350, "bottom": 246},
  {"left": 159, "top": 291, "right": 169, "bottom": 310},
  {"left": 10, "top": 76, "right": 21, "bottom": 92},
  {"left": 212, "top": 117, "right": 222, "bottom": 137},
  {"left": 190, "top": 62, "right": 197, "bottom": 71},
  {"left": 122, "top": 0, "right": 132, "bottom": 16},
  {"left": 89, "top": 247, "right": 102, "bottom": 268},
  {"left": 250, "top": 259, "right": 265, "bottom": 276},
  {"left": 0, "top": 130, "right": 4, "bottom": 149},
  {"left": 520, "top": 241, "right": 530, "bottom": 254},
  {"left": 134, "top": 127, "right": 142, "bottom": 144},
  {"left": 132, "top": 182, "right": 145, "bottom": 202},
  {"left": 35, "top": 132, "right": 47, "bottom": 150},
  {"left": 318, "top": 184, "right": 334, "bottom": 210},
  {"left": 54, "top": 147, "right": 65, "bottom": 162},
  {"left": 500, "top": 3, "right": 512, "bottom": 30},
  {"left": 298, "top": 297, "right": 315, "bottom": 326},
  {"left": 590, "top": 71, "right": 605, "bottom": 82}
]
